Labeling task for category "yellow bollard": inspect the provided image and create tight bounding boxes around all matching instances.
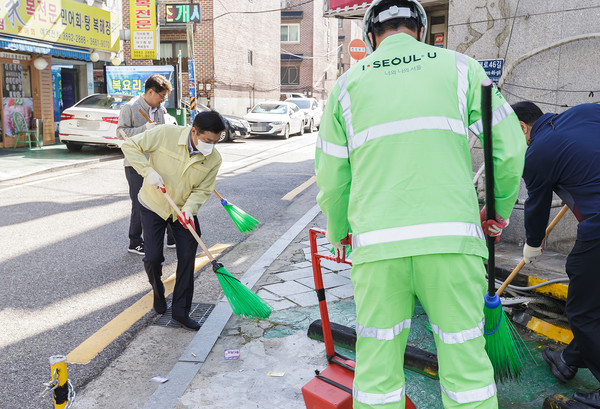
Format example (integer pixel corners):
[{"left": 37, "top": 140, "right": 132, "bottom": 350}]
[{"left": 49, "top": 355, "right": 70, "bottom": 409}]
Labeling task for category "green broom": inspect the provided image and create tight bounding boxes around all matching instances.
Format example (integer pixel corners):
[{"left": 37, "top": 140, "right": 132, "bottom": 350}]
[
  {"left": 481, "top": 80, "right": 528, "bottom": 382},
  {"left": 213, "top": 190, "right": 260, "bottom": 234},
  {"left": 161, "top": 188, "right": 272, "bottom": 319}
]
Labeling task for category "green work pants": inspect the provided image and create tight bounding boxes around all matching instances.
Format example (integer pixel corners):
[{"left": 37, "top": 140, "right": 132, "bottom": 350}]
[{"left": 351, "top": 254, "right": 498, "bottom": 408}]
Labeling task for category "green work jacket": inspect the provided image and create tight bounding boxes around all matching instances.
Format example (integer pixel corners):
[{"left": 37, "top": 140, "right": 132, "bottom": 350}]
[
  {"left": 122, "top": 124, "right": 221, "bottom": 219},
  {"left": 315, "top": 33, "right": 526, "bottom": 265}
]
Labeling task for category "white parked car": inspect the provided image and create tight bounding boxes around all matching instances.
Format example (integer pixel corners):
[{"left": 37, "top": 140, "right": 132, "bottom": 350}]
[
  {"left": 244, "top": 101, "right": 305, "bottom": 139},
  {"left": 286, "top": 97, "right": 323, "bottom": 132},
  {"left": 59, "top": 94, "right": 177, "bottom": 151}
]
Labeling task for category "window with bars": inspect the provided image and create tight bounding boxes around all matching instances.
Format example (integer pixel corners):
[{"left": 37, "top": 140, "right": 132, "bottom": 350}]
[
  {"left": 281, "top": 66, "right": 299, "bottom": 85},
  {"left": 153, "top": 41, "right": 188, "bottom": 71}
]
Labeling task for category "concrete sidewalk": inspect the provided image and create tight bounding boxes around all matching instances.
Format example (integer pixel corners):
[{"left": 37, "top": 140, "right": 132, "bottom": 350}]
[{"left": 0, "top": 143, "right": 122, "bottom": 182}]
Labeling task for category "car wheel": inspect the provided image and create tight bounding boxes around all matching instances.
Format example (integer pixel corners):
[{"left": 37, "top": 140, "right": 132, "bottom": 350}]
[
  {"left": 219, "top": 129, "right": 231, "bottom": 143},
  {"left": 65, "top": 142, "right": 83, "bottom": 152},
  {"left": 281, "top": 125, "right": 290, "bottom": 139}
]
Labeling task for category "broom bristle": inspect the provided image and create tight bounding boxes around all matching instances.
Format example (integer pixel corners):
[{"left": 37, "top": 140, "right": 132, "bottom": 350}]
[
  {"left": 484, "top": 294, "right": 531, "bottom": 382},
  {"left": 215, "top": 267, "right": 272, "bottom": 319},
  {"left": 222, "top": 202, "right": 260, "bottom": 234}
]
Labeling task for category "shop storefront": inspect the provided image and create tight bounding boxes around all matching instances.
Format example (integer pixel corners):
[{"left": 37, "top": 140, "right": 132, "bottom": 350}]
[{"left": 0, "top": 0, "right": 120, "bottom": 148}]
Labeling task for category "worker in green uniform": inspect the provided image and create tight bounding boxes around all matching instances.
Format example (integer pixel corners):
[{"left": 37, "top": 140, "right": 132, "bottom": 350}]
[{"left": 315, "top": 0, "right": 526, "bottom": 407}]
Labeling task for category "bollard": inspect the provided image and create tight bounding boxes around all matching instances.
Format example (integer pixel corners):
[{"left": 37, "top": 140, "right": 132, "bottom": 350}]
[{"left": 46, "top": 355, "right": 75, "bottom": 409}]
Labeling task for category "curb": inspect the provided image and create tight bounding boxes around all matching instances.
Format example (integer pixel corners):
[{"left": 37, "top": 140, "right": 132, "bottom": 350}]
[
  {"left": 0, "top": 154, "right": 122, "bottom": 183},
  {"left": 307, "top": 320, "right": 439, "bottom": 380}
]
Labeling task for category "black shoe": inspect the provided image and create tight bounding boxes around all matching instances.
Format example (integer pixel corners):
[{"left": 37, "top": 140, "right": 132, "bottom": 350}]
[
  {"left": 172, "top": 315, "right": 200, "bottom": 331},
  {"left": 542, "top": 348, "right": 577, "bottom": 383},
  {"left": 128, "top": 244, "right": 145, "bottom": 255},
  {"left": 153, "top": 298, "right": 167, "bottom": 314},
  {"left": 574, "top": 389, "right": 600, "bottom": 408}
]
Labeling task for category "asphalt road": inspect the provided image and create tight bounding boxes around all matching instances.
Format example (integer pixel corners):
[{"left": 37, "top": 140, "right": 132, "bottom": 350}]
[{"left": 0, "top": 132, "right": 318, "bottom": 409}]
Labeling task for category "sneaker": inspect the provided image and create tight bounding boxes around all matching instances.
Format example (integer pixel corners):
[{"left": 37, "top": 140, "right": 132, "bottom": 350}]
[
  {"left": 166, "top": 237, "right": 176, "bottom": 248},
  {"left": 128, "top": 244, "right": 145, "bottom": 255}
]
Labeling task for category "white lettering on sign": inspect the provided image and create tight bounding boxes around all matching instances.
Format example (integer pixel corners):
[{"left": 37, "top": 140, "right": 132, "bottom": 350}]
[{"left": 350, "top": 46, "right": 365, "bottom": 52}]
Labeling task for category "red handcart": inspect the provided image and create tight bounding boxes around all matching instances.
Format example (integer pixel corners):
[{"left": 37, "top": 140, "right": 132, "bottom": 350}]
[{"left": 302, "top": 228, "right": 416, "bottom": 409}]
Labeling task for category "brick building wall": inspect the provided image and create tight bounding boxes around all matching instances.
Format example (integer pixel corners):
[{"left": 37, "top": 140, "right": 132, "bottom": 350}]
[
  {"left": 281, "top": 1, "right": 338, "bottom": 102},
  {"left": 213, "top": 0, "right": 280, "bottom": 114},
  {"left": 122, "top": 0, "right": 279, "bottom": 117}
]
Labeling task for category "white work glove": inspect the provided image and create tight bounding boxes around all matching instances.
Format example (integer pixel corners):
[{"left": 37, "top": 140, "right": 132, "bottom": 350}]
[
  {"left": 146, "top": 169, "right": 164, "bottom": 189},
  {"left": 177, "top": 210, "right": 196, "bottom": 232},
  {"left": 523, "top": 243, "right": 543, "bottom": 264},
  {"left": 326, "top": 232, "right": 345, "bottom": 256},
  {"left": 145, "top": 122, "right": 157, "bottom": 131}
]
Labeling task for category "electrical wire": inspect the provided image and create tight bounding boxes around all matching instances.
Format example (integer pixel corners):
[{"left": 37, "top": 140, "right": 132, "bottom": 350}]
[
  {"left": 447, "top": 5, "right": 600, "bottom": 28},
  {"left": 494, "top": 277, "right": 569, "bottom": 292},
  {"left": 210, "top": 0, "right": 315, "bottom": 21}
]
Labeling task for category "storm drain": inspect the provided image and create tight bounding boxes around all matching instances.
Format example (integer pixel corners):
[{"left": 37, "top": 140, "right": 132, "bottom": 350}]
[{"left": 154, "top": 303, "right": 215, "bottom": 328}]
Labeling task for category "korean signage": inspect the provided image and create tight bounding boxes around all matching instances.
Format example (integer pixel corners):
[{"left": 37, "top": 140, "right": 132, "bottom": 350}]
[
  {"left": 0, "top": 0, "right": 119, "bottom": 52},
  {"left": 478, "top": 59, "right": 504, "bottom": 83},
  {"left": 130, "top": 0, "right": 157, "bottom": 59},
  {"left": 165, "top": 3, "right": 201, "bottom": 24},
  {"left": 105, "top": 65, "right": 176, "bottom": 109}
]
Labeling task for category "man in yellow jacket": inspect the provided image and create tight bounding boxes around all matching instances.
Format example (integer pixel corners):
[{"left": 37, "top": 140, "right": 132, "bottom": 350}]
[
  {"left": 315, "top": 0, "right": 526, "bottom": 407},
  {"left": 122, "top": 110, "right": 225, "bottom": 330}
]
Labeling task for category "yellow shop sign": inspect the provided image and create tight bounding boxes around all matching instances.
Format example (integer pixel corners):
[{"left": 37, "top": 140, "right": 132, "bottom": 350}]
[
  {"left": 0, "top": 0, "right": 119, "bottom": 52},
  {"left": 129, "top": 0, "right": 156, "bottom": 60}
]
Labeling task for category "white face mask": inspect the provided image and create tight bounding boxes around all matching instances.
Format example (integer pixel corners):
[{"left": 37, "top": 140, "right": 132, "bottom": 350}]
[{"left": 195, "top": 139, "right": 214, "bottom": 156}]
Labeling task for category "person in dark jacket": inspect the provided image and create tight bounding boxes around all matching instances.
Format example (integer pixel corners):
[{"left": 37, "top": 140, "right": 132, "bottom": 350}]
[{"left": 512, "top": 101, "right": 600, "bottom": 408}]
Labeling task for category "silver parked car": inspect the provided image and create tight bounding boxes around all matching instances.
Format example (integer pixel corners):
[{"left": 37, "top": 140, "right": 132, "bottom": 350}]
[
  {"left": 286, "top": 97, "right": 322, "bottom": 132},
  {"left": 244, "top": 101, "right": 305, "bottom": 139}
]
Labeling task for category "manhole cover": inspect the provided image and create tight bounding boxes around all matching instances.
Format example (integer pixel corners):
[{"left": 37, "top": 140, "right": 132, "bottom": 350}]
[{"left": 154, "top": 303, "right": 215, "bottom": 328}]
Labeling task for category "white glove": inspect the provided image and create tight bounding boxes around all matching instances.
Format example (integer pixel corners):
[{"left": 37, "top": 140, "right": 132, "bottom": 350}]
[
  {"left": 326, "top": 232, "right": 344, "bottom": 255},
  {"left": 523, "top": 243, "right": 543, "bottom": 264},
  {"left": 145, "top": 122, "right": 157, "bottom": 131},
  {"left": 146, "top": 169, "right": 164, "bottom": 189}
]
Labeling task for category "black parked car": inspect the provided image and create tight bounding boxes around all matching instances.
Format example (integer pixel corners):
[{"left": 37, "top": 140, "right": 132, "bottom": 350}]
[{"left": 197, "top": 103, "right": 251, "bottom": 142}]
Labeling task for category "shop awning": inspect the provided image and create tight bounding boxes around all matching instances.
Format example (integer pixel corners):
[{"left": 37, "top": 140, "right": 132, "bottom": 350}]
[{"left": 0, "top": 35, "right": 91, "bottom": 61}]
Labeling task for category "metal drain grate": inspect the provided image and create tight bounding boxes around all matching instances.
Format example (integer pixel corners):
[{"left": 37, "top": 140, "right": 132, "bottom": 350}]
[{"left": 154, "top": 303, "right": 215, "bottom": 328}]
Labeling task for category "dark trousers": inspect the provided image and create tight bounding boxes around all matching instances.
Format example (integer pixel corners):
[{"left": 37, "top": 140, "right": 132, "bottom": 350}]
[
  {"left": 140, "top": 206, "right": 200, "bottom": 318},
  {"left": 562, "top": 238, "right": 600, "bottom": 384},
  {"left": 125, "top": 166, "right": 174, "bottom": 247}
]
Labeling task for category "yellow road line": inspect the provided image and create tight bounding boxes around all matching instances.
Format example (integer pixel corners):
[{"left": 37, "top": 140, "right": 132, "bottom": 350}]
[
  {"left": 67, "top": 243, "right": 231, "bottom": 364},
  {"left": 282, "top": 175, "right": 316, "bottom": 201},
  {"left": 526, "top": 316, "right": 573, "bottom": 345},
  {"left": 528, "top": 276, "right": 568, "bottom": 301}
]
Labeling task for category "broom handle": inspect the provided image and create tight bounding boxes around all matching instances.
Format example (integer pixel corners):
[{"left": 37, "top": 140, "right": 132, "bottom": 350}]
[
  {"left": 482, "top": 79, "right": 496, "bottom": 297},
  {"left": 213, "top": 190, "right": 223, "bottom": 200},
  {"left": 139, "top": 109, "right": 153, "bottom": 123},
  {"left": 160, "top": 188, "right": 215, "bottom": 262},
  {"left": 117, "top": 129, "right": 127, "bottom": 140},
  {"left": 496, "top": 204, "right": 569, "bottom": 296}
]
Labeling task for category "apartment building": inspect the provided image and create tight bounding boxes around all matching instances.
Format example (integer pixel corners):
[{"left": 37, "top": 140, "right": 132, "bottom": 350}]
[{"left": 280, "top": 0, "right": 338, "bottom": 102}]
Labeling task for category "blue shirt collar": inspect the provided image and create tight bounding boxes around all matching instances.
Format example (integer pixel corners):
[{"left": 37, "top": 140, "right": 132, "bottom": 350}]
[{"left": 530, "top": 112, "right": 556, "bottom": 142}]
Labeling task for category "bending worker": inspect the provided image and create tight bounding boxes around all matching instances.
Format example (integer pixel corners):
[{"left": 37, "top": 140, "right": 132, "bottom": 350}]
[
  {"left": 512, "top": 101, "right": 600, "bottom": 408},
  {"left": 315, "top": 1, "right": 526, "bottom": 407},
  {"left": 122, "top": 110, "right": 225, "bottom": 331}
]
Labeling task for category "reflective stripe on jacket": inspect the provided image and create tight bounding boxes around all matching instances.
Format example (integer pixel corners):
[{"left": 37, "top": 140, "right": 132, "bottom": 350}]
[{"left": 315, "top": 33, "right": 525, "bottom": 265}]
